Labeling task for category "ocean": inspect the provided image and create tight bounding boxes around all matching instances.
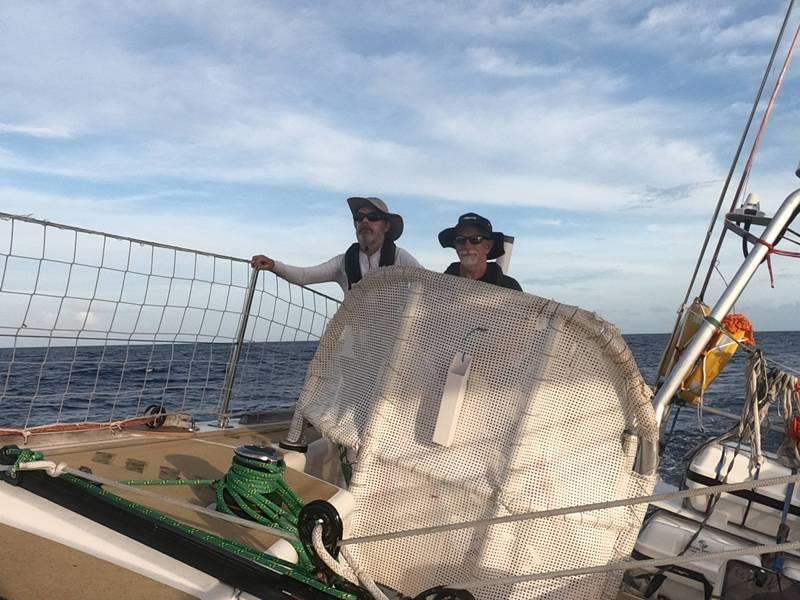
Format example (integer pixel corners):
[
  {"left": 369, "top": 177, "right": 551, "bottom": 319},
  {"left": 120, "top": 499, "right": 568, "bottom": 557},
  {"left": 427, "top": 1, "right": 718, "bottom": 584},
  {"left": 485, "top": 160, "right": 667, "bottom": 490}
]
[{"left": 2, "top": 331, "right": 799, "bottom": 485}]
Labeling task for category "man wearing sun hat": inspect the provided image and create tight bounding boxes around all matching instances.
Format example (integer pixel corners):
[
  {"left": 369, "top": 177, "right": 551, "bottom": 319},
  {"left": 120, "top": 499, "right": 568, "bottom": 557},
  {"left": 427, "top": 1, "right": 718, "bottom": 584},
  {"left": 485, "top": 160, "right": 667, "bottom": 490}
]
[
  {"left": 251, "top": 197, "right": 421, "bottom": 293},
  {"left": 439, "top": 213, "right": 522, "bottom": 291}
]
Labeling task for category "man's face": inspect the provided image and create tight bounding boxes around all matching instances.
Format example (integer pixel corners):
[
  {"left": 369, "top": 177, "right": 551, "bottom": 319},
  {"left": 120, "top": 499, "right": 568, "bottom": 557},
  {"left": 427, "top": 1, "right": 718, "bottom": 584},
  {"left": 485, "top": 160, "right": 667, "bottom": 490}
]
[
  {"left": 455, "top": 225, "right": 494, "bottom": 267},
  {"left": 354, "top": 207, "right": 390, "bottom": 248}
]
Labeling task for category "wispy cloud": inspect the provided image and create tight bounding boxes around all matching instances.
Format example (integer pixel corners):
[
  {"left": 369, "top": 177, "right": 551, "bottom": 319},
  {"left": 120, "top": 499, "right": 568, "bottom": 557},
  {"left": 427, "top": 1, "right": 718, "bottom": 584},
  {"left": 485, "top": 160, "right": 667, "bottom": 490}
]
[
  {"left": 2, "top": 1, "right": 800, "bottom": 332},
  {"left": 467, "top": 47, "right": 570, "bottom": 78},
  {"left": 628, "top": 180, "right": 718, "bottom": 209},
  {"left": 520, "top": 218, "right": 564, "bottom": 228},
  {"left": 0, "top": 123, "right": 73, "bottom": 139},
  {"left": 522, "top": 269, "right": 617, "bottom": 287}
]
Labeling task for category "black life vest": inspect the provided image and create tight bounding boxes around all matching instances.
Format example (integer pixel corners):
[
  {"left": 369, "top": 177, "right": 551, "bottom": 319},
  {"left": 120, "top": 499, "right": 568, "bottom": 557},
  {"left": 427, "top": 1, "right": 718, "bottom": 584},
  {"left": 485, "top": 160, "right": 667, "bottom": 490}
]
[
  {"left": 444, "top": 261, "right": 502, "bottom": 284},
  {"left": 443, "top": 261, "right": 523, "bottom": 291},
  {"left": 344, "top": 240, "right": 397, "bottom": 289}
]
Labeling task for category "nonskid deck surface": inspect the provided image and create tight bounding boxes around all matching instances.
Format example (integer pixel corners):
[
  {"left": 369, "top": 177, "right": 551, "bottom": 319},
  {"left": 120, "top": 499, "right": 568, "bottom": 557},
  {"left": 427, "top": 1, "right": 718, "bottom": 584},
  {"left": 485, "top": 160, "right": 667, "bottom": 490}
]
[
  {"left": 0, "top": 522, "right": 196, "bottom": 600},
  {"left": 0, "top": 419, "right": 337, "bottom": 600},
  {"left": 1, "top": 422, "right": 646, "bottom": 599},
  {"left": 16, "top": 420, "right": 336, "bottom": 550}
]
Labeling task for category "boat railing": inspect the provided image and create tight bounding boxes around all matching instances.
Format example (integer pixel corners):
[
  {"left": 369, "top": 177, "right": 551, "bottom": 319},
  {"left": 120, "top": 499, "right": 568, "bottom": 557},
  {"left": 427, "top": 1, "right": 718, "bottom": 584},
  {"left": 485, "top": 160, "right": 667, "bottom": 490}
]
[
  {"left": 652, "top": 187, "right": 800, "bottom": 431},
  {"left": 0, "top": 211, "right": 341, "bottom": 430}
]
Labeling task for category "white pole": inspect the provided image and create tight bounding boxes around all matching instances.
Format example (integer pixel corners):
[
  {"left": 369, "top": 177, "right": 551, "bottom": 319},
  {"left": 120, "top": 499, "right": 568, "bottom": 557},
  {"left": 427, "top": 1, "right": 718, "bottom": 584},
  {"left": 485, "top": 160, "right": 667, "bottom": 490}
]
[{"left": 653, "top": 188, "right": 800, "bottom": 429}]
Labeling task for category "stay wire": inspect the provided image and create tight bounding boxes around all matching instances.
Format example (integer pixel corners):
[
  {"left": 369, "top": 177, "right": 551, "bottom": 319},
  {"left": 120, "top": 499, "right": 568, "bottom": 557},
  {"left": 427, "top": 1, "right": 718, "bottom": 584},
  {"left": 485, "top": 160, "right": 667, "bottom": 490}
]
[
  {"left": 678, "top": 0, "right": 796, "bottom": 310},
  {"left": 699, "top": 14, "right": 800, "bottom": 299}
]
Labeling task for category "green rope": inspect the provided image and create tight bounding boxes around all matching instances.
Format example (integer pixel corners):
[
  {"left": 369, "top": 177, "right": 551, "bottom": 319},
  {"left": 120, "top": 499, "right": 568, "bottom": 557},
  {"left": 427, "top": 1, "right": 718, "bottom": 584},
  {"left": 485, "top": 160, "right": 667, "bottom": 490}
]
[
  {"left": 214, "top": 453, "right": 312, "bottom": 570},
  {"left": 117, "top": 479, "right": 215, "bottom": 486},
  {"left": 0, "top": 447, "right": 354, "bottom": 599},
  {"left": 7, "top": 448, "right": 43, "bottom": 477}
]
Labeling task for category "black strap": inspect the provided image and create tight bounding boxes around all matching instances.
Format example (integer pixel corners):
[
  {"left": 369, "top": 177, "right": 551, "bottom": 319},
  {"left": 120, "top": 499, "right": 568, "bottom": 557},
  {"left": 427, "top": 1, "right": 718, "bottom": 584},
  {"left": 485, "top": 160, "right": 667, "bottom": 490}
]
[
  {"left": 444, "top": 262, "right": 460, "bottom": 276},
  {"left": 380, "top": 239, "right": 397, "bottom": 268},
  {"left": 771, "top": 468, "right": 796, "bottom": 573},
  {"left": 483, "top": 262, "right": 502, "bottom": 284},
  {"left": 740, "top": 463, "right": 761, "bottom": 527},
  {"left": 444, "top": 262, "right": 502, "bottom": 283},
  {"left": 344, "top": 241, "right": 397, "bottom": 289},
  {"left": 344, "top": 243, "right": 361, "bottom": 289}
]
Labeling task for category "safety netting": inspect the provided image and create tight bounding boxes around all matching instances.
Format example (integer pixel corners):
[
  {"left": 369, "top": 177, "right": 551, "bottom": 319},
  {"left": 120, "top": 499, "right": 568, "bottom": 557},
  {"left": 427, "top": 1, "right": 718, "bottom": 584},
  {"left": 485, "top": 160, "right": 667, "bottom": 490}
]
[{"left": 288, "top": 267, "right": 657, "bottom": 599}]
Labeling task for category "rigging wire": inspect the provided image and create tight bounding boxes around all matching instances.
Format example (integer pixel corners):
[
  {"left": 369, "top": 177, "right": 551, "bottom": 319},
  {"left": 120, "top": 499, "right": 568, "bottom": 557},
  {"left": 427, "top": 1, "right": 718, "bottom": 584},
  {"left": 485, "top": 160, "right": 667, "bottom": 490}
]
[
  {"left": 656, "top": 0, "right": 797, "bottom": 382},
  {"left": 698, "top": 18, "right": 800, "bottom": 299},
  {"left": 675, "top": 0, "right": 796, "bottom": 309},
  {"left": 712, "top": 259, "right": 730, "bottom": 288}
]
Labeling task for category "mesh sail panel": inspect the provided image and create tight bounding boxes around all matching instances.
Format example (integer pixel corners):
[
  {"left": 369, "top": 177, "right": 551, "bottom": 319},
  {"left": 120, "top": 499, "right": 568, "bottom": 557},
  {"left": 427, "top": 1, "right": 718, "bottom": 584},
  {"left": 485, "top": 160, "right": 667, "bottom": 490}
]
[{"left": 291, "top": 267, "right": 657, "bottom": 599}]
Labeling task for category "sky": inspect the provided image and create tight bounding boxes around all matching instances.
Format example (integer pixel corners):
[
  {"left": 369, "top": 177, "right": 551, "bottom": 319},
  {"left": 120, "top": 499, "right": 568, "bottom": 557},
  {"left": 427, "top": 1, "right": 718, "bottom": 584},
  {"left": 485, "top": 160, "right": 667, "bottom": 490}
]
[{"left": 3, "top": 1, "right": 800, "bottom": 333}]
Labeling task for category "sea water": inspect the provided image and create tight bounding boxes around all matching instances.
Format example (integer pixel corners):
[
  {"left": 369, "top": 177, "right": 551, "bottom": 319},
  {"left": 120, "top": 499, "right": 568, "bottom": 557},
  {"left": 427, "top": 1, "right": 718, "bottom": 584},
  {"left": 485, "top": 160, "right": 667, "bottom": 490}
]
[{"left": 2, "top": 332, "right": 799, "bottom": 485}]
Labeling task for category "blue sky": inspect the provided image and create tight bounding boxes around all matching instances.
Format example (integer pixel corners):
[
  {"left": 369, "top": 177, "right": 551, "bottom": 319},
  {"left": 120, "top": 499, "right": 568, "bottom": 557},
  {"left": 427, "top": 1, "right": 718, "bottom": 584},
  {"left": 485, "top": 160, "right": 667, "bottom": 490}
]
[{"left": 2, "top": 1, "right": 800, "bottom": 333}]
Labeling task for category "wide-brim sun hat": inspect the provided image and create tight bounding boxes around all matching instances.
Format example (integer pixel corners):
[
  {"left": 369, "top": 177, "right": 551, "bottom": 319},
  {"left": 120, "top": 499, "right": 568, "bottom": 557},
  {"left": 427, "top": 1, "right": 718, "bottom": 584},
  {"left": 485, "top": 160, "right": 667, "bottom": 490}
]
[
  {"left": 438, "top": 212, "right": 506, "bottom": 260},
  {"left": 347, "top": 197, "right": 404, "bottom": 242}
]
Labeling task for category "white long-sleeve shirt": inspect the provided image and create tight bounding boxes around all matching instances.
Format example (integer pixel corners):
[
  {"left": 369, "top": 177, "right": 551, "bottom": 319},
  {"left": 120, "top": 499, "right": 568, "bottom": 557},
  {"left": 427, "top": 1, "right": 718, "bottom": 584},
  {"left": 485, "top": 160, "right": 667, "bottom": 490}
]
[{"left": 273, "top": 246, "right": 421, "bottom": 293}]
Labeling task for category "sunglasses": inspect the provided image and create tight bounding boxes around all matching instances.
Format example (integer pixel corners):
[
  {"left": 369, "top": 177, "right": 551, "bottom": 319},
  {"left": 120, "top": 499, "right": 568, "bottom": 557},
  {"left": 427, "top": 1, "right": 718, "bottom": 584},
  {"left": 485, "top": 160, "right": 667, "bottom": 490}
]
[
  {"left": 354, "top": 212, "right": 385, "bottom": 223},
  {"left": 454, "top": 235, "right": 489, "bottom": 245}
]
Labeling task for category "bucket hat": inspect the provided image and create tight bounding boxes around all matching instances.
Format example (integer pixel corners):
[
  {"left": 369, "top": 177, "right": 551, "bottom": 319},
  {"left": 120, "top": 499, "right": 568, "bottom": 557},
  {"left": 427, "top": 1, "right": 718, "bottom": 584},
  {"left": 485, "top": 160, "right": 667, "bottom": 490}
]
[
  {"left": 347, "top": 197, "right": 404, "bottom": 241},
  {"left": 438, "top": 212, "right": 505, "bottom": 260}
]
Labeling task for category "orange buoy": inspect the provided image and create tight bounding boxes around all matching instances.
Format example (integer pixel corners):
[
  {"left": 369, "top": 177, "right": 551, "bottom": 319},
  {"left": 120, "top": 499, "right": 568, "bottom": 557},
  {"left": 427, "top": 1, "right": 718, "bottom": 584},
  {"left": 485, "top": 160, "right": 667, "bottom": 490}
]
[{"left": 678, "top": 312, "right": 755, "bottom": 405}]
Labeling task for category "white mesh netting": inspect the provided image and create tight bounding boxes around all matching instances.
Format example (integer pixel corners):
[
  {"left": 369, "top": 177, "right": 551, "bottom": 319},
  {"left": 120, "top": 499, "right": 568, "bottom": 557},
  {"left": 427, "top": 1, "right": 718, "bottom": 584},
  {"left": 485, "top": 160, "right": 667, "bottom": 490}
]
[{"left": 288, "top": 267, "right": 657, "bottom": 599}]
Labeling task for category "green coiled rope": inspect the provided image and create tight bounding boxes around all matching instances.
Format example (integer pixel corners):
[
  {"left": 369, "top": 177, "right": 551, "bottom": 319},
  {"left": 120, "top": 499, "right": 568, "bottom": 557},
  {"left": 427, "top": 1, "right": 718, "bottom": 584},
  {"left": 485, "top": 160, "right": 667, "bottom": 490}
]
[
  {"left": 0, "top": 446, "right": 353, "bottom": 599},
  {"left": 214, "top": 452, "right": 312, "bottom": 570}
]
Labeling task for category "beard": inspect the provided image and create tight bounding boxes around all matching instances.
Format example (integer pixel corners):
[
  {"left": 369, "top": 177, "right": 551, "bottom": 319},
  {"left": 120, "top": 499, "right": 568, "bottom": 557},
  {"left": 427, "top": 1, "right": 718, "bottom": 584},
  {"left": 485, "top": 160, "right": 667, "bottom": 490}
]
[
  {"left": 457, "top": 252, "right": 481, "bottom": 267},
  {"left": 357, "top": 228, "right": 377, "bottom": 247}
]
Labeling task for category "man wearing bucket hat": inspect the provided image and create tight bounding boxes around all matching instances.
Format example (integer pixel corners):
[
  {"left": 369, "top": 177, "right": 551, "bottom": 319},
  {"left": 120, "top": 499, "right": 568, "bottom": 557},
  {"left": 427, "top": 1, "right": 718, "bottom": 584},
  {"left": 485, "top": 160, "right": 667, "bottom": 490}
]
[
  {"left": 251, "top": 197, "right": 421, "bottom": 293},
  {"left": 439, "top": 213, "right": 522, "bottom": 291}
]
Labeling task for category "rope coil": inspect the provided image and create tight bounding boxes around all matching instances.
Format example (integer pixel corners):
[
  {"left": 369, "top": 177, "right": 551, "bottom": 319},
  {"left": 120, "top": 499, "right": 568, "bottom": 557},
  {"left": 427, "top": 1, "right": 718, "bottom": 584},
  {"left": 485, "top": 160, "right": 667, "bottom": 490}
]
[{"left": 214, "top": 450, "right": 312, "bottom": 570}]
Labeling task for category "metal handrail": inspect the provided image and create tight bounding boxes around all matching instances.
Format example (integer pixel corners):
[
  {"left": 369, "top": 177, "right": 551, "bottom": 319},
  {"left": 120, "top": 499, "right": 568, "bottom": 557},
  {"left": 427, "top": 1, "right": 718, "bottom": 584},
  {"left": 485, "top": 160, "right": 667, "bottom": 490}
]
[
  {"left": 653, "top": 188, "right": 800, "bottom": 430},
  {"left": 218, "top": 266, "right": 261, "bottom": 428},
  {"left": 0, "top": 212, "right": 341, "bottom": 427}
]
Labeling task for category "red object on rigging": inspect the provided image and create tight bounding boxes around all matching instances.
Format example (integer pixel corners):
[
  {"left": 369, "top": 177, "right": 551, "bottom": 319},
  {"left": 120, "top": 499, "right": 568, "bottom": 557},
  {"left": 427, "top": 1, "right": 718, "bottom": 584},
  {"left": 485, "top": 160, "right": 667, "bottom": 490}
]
[{"left": 790, "top": 416, "right": 800, "bottom": 442}]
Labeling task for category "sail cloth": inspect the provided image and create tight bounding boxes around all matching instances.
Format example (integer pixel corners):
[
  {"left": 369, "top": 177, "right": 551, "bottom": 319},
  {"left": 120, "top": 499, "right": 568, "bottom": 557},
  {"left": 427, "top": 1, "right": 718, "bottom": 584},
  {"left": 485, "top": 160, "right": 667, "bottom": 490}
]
[{"left": 286, "top": 267, "right": 657, "bottom": 599}]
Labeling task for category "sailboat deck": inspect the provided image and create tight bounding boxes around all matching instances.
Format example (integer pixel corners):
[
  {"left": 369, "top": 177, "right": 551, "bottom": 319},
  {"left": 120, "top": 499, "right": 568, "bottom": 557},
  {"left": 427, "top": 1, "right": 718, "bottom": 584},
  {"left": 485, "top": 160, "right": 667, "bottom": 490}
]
[
  {"left": 0, "top": 420, "right": 641, "bottom": 599},
  {"left": 12, "top": 418, "right": 334, "bottom": 545},
  {"left": 0, "top": 521, "right": 196, "bottom": 600},
  {"left": 0, "top": 418, "right": 337, "bottom": 600}
]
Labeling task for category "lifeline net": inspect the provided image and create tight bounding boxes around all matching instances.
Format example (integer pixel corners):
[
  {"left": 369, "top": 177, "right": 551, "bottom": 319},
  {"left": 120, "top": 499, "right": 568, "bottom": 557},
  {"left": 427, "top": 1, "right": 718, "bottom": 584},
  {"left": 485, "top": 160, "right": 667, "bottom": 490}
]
[
  {"left": 0, "top": 212, "right": 340, "bottom": 428},
  {"left": 288, "top": 267, "right": 657, "bottom": 600}
]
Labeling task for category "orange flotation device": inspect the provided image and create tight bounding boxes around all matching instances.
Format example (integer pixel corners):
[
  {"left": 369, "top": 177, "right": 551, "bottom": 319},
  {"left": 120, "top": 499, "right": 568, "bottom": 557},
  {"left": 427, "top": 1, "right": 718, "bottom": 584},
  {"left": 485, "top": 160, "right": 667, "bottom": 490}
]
[{"left": 677, "top": 306, "right": 755, "bottom": 404}]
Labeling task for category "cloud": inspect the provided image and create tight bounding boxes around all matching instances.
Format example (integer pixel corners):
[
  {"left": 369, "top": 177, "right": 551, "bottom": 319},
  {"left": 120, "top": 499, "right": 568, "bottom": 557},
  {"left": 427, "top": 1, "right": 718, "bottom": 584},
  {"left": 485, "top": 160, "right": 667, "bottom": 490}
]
[
  {"left": 2, "top": 1, "right": 800, "bottom": 333},
  {"left": 0, "top": 186, "right": 349, "bottom": 267},
  {"left": 521, "top": 269, "right": 617, "bottom": 287},
  {"left": 520, "top": 218, "right": 564, "bottom": 228},
  {"left": 628, "top": 180, "right": 718, "bottom": 208},
  {"left": 467, "top": 47, "right": 570, "bottom": 78},
  {"left": 0, "top": 123, "right": 73, "bottom": 139},
  {"left": 0, "top": 0, "right": 749, "bottom": 221},
  {"left": 637, "top": 3, "right": 732, "bottom": 32}
]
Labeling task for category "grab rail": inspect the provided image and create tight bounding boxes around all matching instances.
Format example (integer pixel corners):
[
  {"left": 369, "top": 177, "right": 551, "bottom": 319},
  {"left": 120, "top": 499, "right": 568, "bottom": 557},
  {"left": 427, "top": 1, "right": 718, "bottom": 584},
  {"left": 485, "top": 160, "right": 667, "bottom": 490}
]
[{"left": 652, "top": 188, "right": 800, "bottom": 431}]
